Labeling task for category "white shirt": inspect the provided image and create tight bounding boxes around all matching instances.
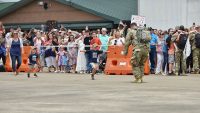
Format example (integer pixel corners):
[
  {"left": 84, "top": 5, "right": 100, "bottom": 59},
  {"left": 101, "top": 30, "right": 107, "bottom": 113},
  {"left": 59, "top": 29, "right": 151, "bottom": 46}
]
[
  {"left": 7, "top": 38, "right": 23, "bottom": 48},
  {"left": 5, "top": 32, "right": 11, "bottom": 44},
  {"left": 110, "top": 37, "right": 125, "bottom": 46}
]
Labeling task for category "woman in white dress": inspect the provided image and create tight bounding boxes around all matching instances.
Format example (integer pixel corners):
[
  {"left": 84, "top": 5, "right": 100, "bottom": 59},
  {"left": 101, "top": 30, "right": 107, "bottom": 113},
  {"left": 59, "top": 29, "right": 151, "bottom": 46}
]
[
  {"left": 76, "top": 36, "right": 87, "bottom": 73},
  {"left": 155, "top": 31, "right": 164, "bottom": 74}
]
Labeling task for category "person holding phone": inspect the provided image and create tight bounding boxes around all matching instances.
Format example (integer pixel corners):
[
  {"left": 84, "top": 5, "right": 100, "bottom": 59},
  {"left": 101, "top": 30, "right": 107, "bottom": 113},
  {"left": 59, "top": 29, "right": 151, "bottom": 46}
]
[{"left": 109, "top": 30, "right": 125, "bottom": 46}]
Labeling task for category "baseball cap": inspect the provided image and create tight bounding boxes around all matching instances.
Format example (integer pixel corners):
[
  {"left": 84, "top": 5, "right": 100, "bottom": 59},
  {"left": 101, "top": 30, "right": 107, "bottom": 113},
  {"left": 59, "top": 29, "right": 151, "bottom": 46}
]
[
  {"left": 101, "top": 28, "right": 107, "bottom": 31},
  {"left": 68, "top": 29, "right": 72, "bottom": 32}
]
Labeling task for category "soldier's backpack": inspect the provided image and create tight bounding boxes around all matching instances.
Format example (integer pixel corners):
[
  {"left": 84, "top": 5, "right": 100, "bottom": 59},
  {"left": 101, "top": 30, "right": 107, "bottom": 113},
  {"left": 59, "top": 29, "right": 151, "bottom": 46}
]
[
  {"left": 195, "top": 33, "right": 200, "bottom": 48},
  {"left": 177, "top": 34, "right": 188, "bottom": 50},
  {"left": 136, "top": 28, "right": 151, "bottom": 43}
]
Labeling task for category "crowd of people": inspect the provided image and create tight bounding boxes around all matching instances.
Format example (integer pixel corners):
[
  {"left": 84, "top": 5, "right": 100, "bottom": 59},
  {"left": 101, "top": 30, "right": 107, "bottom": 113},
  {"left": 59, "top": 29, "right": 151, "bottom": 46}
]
[
  {"left": 0, "top": 21, "right": 126, "bottom": 78},
  {"left": 149, "top": 23, "right": 200, "bottom": 76},
  {"left": 0, "top": 21, "right": 200, "bottom": 78}
]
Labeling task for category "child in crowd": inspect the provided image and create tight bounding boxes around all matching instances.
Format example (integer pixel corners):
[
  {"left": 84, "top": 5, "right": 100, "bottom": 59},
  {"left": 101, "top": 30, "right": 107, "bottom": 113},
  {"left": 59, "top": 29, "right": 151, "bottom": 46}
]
[
  {"left": 27, "top": 47, "right": 40, "bottom": 78},
  {"left": 168, "top": 41, "right": 175, "bottom": 75},
  {"left": 89, "top": 43, "right": 103, "bottom": 80},
  {"left": 55, "top": 45, "right": 68, "bottom": 73},
  {"left": 167, "top": 29, "right": 175, "bottom": 75}
]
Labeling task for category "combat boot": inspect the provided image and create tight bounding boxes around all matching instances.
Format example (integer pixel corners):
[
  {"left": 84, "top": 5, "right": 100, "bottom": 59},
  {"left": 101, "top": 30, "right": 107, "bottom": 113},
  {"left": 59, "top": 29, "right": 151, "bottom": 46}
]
[
  {"left": 132, "top": 79, "right": 139, "bottom": 83},
  {"left": 194, "top": 69, "right": 199, "bottom": 74},
  {"left": 181, "top": 71, "right": 187, "bottom": 76},
  {"left": 139, "top": 76, "right": 144, "bottom": 83},
  {"left": 132, "top": 76, "right": 139, "bottom": 83},
  {"left": 175, "top": 72, "right": 179, "bottom": 76}
]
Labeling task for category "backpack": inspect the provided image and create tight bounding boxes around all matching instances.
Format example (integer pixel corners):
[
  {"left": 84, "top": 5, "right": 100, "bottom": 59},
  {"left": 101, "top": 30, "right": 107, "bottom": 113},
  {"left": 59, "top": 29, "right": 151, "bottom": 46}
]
[
  {"left": 195, "top": 33, "right": 200, "bottom": 48},
  {"left": 177, "top": 34, "right": 188, "bottom": 50},
  {"left": 136, "top": 28, "right": 151, "bottom": 43}
]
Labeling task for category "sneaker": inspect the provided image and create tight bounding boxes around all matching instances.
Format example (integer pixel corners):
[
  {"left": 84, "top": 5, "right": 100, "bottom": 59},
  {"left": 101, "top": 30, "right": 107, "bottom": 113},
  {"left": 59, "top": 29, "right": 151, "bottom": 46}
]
[
  {"left": 155, "top": 72, "right": 161, "bottom": 75},
  {"left": 33, "top": 74, "right": 38, "bottom": 77},
  {"left": 54, "top": 70, "right": 59, "bottom": 73},
  {"left": 161, "top": 72, "right": 166, "bottom": 76},
  {"left": 80, "top": 71, "right": 85, "bottom": 74},
  {"left": 91, "top": 74, "right": 95, "bottom": 80},
  {"left": 14, "top": 71, "right": 19, "bottom": 76},
  {"left": 27, "top": 73, "right": 30, "bottom": 78},
  {"left": 14, "top": 71, "right": 17, "bottom": 76}
]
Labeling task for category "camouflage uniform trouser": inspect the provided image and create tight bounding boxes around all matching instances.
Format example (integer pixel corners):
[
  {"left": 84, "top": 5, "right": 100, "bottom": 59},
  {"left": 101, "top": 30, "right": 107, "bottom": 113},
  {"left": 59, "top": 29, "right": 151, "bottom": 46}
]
[
  {"left": 193, "top": 48, "right": 200, "bottom": 70},
  {"left": 175, "top": 51, "right": 186, "bottom": 73},
  {"left": 131, "top": 48, "right": 148, "bottom": 79}
]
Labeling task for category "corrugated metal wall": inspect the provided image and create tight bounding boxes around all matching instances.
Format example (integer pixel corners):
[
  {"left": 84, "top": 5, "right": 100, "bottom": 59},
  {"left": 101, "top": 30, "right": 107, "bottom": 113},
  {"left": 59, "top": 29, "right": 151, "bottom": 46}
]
[{"left": 138, "top": 0, "right": 200, "bottom": 30}]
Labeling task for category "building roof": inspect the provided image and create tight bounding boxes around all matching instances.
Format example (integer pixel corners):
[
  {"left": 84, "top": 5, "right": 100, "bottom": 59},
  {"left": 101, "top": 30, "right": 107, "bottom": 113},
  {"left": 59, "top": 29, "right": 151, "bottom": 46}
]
[
  {"left": 58, "top": 0, "right": 138, "bottom": 24},
  {"left": 0, "top": 0, "right": 137, "bottom": 24},
  {"left": 0, "top": 2, "right": 15, "bottom": 11}
]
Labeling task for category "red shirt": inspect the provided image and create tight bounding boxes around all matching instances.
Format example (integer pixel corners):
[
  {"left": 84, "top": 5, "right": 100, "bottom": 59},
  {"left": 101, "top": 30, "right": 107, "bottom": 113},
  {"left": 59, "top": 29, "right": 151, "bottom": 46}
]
[{"left": 90, "top": 37, "right": 102, "bottom": 50}]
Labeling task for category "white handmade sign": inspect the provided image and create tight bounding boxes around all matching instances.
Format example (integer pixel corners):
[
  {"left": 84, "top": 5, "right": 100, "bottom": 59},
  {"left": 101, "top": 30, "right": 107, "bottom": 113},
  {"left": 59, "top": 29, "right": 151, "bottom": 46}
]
[{"left": 131, "top": 15, "right": 145, "bottom": 26}]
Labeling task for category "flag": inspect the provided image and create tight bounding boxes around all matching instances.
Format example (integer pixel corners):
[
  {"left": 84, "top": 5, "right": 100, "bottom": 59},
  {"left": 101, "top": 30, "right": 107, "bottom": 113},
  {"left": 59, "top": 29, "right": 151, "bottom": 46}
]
[{"left": 183, "top": 37, "right": 191, "bottom": 59}]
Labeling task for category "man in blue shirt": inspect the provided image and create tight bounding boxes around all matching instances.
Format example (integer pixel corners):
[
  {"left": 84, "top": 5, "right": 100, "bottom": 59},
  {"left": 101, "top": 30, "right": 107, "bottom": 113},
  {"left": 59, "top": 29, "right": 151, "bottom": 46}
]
[
  {"left": 149, "top": 28, "right": 158, "bottom": 74},
  {"left": 98, "top": 28, "right": 109, "bottom": 72},
  {"left": 99, "top": 28, "right": 109, "bottom": 51}
]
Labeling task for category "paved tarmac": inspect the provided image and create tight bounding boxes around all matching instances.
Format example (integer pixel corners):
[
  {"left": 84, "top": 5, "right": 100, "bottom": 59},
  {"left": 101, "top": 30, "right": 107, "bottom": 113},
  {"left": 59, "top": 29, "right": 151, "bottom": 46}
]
[{"left": 0, "top": 72, "right": 200, "bottom": 113}]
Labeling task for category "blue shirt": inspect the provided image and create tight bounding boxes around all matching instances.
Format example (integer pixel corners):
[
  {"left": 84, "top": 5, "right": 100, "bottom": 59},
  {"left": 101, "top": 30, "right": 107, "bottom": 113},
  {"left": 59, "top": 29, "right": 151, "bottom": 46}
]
[
  {"left": 150, "top": 33, "right": 158, "bottom": 48},
  {"left": 29, "top": 53, "right": 38, "bottom": 65},
  {"left": 99, "top": 34, "right": 109, "bottom": 51},
  {"left": 89, "top": 50, "right": 103, "bottom": 63},
  {"left": 162, "top": 34, "right": 168, "bottom": 53},
  {"left": 10, "top": 39, "right": 21, "bottom": 56}
]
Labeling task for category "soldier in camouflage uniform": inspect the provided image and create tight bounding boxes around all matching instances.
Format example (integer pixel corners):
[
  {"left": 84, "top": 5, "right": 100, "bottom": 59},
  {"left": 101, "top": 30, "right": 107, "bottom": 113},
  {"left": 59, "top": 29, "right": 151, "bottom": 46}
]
[
  {"left": 189, "top": 25, "right": 200, "bottom": 74},
  {"left": 171, "top": 25, "right": 187, "bottom": 76},
  {"left": 123, "top": 23, "right": 151, "bottom": 83}
]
